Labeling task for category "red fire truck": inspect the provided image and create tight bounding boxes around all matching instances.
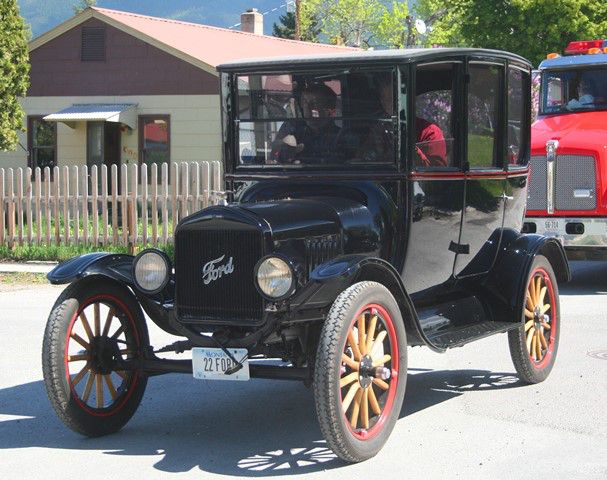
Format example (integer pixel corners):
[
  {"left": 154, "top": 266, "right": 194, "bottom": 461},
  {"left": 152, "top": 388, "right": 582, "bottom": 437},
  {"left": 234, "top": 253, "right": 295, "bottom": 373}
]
[{"left": 524, "top": 40, "right": 607, "bottom": 259}]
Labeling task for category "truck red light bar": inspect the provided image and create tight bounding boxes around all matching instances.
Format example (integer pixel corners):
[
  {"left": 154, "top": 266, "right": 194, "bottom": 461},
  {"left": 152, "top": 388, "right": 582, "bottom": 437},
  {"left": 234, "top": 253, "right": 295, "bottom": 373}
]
[{"left": 564, "top": 40, "right": 605, "bottom": 55}]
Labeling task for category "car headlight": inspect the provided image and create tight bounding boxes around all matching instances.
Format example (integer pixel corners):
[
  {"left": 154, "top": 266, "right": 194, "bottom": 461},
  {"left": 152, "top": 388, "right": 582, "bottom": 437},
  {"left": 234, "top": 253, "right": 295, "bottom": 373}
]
[
  {"left": 255, "top": 256, "right": 295, "bottom": 300},
  {"left": 133, "top": 249, "right": 171, "bottom": 294}
]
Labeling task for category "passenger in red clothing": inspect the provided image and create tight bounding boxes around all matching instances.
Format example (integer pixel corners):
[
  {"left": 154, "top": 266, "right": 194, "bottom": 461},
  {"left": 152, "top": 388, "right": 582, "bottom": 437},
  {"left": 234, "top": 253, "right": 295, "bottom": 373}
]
[{"left": 415, "top": 117, "right": 448, "bottom": 167}]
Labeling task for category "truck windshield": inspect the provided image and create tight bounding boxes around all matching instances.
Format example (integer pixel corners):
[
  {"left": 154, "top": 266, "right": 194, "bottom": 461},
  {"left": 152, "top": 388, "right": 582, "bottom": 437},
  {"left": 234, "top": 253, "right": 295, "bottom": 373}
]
[
  {"left": 540, "top": 67, "right": 607, "bottom": 115},
  {"left": 235, "top": 69, "right": 398, "bottom": 167}
]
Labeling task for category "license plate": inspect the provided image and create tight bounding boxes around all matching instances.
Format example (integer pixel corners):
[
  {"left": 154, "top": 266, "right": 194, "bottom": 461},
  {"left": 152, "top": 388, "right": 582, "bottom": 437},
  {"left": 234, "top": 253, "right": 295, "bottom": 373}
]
[
  {"left": 192, "top": 347, "right": 250, "bottom": 381},
  {"left": 544, "top": 219, "right": 560, "bottom": 231}
]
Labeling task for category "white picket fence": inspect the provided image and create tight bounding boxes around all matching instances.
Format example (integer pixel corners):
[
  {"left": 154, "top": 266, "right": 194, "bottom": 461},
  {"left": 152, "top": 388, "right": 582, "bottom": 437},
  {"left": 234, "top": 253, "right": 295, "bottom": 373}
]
[{"left": 0, "top": 161, "right": 224, "bottom": 250}]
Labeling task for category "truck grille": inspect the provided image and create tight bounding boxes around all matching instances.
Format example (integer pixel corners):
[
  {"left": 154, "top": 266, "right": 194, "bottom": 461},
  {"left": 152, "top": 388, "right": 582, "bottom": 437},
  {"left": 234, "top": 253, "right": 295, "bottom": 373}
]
[
  {"left": 175, "top": 228, "right": 264, "bottom": 324},
  {"left": 528, "top": 154, "right": 596, "bottom": 211}
]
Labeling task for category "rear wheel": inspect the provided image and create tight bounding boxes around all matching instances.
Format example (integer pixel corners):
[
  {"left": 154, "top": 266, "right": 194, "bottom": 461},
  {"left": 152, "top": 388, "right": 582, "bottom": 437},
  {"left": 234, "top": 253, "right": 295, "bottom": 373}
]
[
  {"left": 508, "top": 255, "right": 560, "bottom": 384},
  {"left": 314, "top": 281, "right": 407, "bottom": 462},
  {"left": 42, "top": 277, "right": 149, "bottom": 436}
]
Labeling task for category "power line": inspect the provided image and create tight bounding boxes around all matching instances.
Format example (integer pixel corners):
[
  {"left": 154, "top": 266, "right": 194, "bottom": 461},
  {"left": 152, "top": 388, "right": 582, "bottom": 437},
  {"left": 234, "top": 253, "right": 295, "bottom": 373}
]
[{"left": 228, "top": 1, "right": 295, "bottom": 29}]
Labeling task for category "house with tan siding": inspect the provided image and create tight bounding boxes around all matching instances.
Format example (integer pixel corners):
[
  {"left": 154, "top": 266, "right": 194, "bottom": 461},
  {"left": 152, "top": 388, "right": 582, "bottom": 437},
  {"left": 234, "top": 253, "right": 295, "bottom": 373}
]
[{"left": 0, "top": 7, "right": 353, "bottom": 174}]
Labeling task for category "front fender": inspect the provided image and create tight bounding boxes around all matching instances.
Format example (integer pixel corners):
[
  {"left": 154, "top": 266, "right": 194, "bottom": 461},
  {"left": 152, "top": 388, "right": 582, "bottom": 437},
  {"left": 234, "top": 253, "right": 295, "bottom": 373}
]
[
  {"left": 484, "top": 230, "right": 570, "bottom": 322},
  {"left": 289, "top": 255, "right": 436, "bottom": 350},
  {"left": 47, "top": 253, "right": 136, "bottom": 286}
]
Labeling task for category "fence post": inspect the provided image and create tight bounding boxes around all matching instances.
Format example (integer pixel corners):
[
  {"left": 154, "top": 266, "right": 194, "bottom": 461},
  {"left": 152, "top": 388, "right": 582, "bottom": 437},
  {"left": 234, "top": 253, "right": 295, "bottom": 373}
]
[
  {"left": 0, "top": 169, "right": 4, "bottom": 247},
  {"left": 202, "top": 161, "right": 210, "bottom": 208},
  {"left": 44, "top": 167, "right": 51, "bottom": 245},
  {"left": 102, "top": 165, "right": 109, "bottom": 246},
  {"left": 128, "top": 164, "right": 138, "bottom": 254},
  {"left": 171, "top": 162, "right": 179, "bottom": 234},
  {"left": 53, "top": 166, "right": 60, "bottom": 245},
  {"left": 82, "top": 165, "right": 89, "bottom": 246},
  {"left": 7, "top": 169, "right": 15, "bottom": 249},
  {"left": 121, "top": 164, "right": 128, "bottom": 247},
  {"left": 25, "top": 168, "right": 33, "bottom": 245},
  {"left": 62, "top": 166, "right": 70, "bottom": 245},
  {"left": 111, "top": 164, "right": 118, "bottom": 245},
  {"left": 91, "top": 165, "right": 98, "bottom": 246},
  {"left": 141, "top": 164, "right": 148, "bottom": 247},
  {"left": 151, "top": 163, "right": 158, "bottom": 247},
  {"left": 73, "top": 166, "right": 80, "bottom": 245},
  {"left": 17, "top": 168, "right": 24, "bottom": 246},
  {"left": 212, "top": 161, "right": 223, "bottom": 204},
  {"left": 34, "top": 168, "right": 42, "bottom": 245},
  {"left": 162, "top": 162, "right": 169, "bottom": 245}
]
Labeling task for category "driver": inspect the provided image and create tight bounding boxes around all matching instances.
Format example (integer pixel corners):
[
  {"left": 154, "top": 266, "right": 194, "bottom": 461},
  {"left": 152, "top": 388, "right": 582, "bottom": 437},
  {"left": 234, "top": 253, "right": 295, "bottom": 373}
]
[
  {"left": 567, "top": 77, "right": 596, "bottom": 109},
  {"left": 271, "top": 83, "right": 340, "bottom": 164}
]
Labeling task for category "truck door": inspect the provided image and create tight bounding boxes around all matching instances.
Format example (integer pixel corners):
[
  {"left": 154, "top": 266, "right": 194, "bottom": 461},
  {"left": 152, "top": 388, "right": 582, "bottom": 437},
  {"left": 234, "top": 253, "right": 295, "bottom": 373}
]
[{"left": 454, "top": 61, "right": 506, "bottom": 277}]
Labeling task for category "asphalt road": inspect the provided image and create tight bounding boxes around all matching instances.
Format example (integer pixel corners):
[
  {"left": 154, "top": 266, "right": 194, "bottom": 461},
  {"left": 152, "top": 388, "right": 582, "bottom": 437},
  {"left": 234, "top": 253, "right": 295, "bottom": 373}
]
[{"left": 1, "top": 262, "right": 606, "bottom": 479}]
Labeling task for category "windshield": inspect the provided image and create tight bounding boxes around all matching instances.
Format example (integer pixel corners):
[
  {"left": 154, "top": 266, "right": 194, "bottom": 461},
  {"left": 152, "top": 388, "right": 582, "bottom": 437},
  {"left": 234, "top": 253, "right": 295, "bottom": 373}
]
[
  {"left": 235, "top": 69, "right": 399, "bottom": 167},
  {"left": 540, "top": 67, "right": 607, "bottom": 115}
]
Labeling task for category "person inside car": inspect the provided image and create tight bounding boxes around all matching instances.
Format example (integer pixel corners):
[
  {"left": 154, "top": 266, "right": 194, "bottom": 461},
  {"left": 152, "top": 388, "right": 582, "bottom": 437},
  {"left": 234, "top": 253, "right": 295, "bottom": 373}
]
[
  {"left": 567, "top": 77, "right": 596, "bottom": 109},
  {"left": 271, "top": 83, "right": 341, "bottom": 164}
]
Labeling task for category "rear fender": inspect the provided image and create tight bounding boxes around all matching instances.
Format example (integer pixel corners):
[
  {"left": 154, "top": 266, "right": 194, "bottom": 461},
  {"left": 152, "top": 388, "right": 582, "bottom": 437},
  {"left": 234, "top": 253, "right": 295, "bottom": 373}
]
[
  {"left": 484, "top": 230, "right": 570, "bottom": 322},
  {"left": 47, "top": 253, "right": 136, "bottom": 287},
  {"left": 289, "top": 255, "right": 437, "bottom": 350}
]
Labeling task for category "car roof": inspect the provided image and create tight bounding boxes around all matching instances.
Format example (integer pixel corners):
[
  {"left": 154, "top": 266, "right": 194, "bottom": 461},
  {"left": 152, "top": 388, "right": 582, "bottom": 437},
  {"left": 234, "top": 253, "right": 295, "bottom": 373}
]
[
  {"left": 218, "top": 48, "right": 531, "bottom": 72},
  {"left": 539, "top": 53, "right": 607, "bottom": 70}
]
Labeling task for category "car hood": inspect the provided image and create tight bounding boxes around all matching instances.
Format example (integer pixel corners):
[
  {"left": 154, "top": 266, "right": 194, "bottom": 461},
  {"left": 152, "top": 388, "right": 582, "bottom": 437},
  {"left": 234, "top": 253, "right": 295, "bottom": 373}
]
[{"left": 532, "top": 111, "right": 607, "bottom": 154}]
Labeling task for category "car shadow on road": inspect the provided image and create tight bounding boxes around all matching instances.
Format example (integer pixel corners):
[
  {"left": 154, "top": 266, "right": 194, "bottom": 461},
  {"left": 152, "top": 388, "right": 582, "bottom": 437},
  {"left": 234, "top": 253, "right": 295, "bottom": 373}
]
[
  {"left": 0, "top": 368, "right": 525, "bottom": 476},
  {"left": 561, "top": 260, "right": 607, "bottom": 296}
]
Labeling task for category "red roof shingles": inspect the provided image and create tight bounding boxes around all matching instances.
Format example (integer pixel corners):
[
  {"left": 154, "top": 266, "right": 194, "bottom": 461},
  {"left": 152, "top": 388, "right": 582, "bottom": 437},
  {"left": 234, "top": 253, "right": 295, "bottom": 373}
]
[{"left": 93, "top": 7, "right": 357, "bottom": 69}]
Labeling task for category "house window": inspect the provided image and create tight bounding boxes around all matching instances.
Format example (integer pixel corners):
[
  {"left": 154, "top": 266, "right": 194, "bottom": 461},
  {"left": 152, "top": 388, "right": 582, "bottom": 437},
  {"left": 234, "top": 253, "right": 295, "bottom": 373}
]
[
  {"left": 139, "top": 115, "right": 170, "bottom": 168},
  {"left": 28, "top": 116, "right": 57, "bottom": 174},
  {"left": 81, "top": 27, "right": 105, "bottom": 61}
]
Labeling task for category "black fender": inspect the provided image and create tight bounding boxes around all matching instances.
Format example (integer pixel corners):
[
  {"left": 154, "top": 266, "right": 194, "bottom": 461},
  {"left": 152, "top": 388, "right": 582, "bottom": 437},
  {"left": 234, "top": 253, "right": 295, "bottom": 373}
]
[
  {"left": 484, "top": 230, "right": 570, "bottom": 323},
  {"left": 289, "top": 255, "right": 438, "bottom": 350},
  {"left": 47, "top": 252, "right": 136, "bottom": 286}
]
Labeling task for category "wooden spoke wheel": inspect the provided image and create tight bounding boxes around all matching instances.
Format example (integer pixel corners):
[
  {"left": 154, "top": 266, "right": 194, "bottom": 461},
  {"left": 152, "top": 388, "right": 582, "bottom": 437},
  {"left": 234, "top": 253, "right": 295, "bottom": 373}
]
[
  {"left": 42, "top": 277, "right": 149, "bottom": 436},
  {"left": 314, "top": 281, "right": 407, "bottom": 463},
  {"left": 508, "top": 255, "right": 560, "bottom": 384}
]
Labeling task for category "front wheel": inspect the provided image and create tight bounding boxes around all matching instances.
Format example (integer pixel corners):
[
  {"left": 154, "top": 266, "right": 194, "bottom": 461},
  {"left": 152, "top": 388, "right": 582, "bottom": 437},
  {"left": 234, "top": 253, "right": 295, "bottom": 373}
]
[
  {"left": 42, "top": 277, "right": 149, "bottom": 436},
  {"left": 508, "top": 255, "right": 560, "bottom": 384},
  {"left": 313, "top": 281, "right": 407, "bottom": 463}
]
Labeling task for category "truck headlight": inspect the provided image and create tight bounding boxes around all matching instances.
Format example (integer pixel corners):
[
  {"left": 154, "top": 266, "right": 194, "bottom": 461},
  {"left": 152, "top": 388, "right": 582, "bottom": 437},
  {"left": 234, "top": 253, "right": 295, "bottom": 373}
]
[
  {"left": 133, "top": 249, "right": 171, "bottom": 294},
  {"left": 255, "top": 256, "right": 295, "bottom": 300}
]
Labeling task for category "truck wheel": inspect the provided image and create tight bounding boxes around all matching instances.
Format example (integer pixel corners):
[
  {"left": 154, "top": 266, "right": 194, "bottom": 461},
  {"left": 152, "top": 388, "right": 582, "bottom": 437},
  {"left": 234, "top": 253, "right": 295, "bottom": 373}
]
[
  {"left": 313, "top": 281, "right": 407, "bottom": 462},
  {"left": 42, "top": 277, "right": 149, "bottom": 436},
  {"left": 508, "top": 255, "right": 560, "bottom": 384}
]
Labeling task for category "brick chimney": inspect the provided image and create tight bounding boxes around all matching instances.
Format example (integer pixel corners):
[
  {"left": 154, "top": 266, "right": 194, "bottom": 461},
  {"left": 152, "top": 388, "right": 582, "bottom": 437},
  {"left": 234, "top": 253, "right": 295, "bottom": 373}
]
[{"left": 241, "top": 8, "right": 263, "bottom": 35}]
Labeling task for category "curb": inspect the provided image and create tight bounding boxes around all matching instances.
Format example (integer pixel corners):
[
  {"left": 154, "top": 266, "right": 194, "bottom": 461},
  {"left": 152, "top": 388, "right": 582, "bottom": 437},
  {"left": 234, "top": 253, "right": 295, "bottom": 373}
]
[{"left": 0, "top": 262, "right": 57, "bottom": 274}]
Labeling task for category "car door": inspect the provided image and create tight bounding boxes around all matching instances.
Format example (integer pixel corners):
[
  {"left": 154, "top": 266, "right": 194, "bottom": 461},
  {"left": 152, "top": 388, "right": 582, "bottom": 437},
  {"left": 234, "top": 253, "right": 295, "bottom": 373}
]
[
  {"left": 403, "top": 60, "right": 466, "bottom": 294},
  {"left": 453, "top": 61, "right": 506, "bottom": 277}
]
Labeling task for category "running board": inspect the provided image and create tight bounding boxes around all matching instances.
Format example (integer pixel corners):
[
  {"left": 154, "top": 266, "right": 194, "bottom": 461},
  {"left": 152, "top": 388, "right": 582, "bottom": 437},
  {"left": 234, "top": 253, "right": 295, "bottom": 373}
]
[{"left": 427, "top": 321, "right": 519, "bottom": 350}]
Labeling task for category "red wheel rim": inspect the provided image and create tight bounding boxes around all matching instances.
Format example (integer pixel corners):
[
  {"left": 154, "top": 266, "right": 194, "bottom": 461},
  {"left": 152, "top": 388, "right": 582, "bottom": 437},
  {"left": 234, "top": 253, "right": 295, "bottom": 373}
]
[
  {"left": 64, "top": 294, "right": 141, "bottom": 416},
  {"left": 338, "top": 303, "right": 399, "bottom": 441},
  {"left": 524, "top": 268, "right": 557, "bottom": 369}
]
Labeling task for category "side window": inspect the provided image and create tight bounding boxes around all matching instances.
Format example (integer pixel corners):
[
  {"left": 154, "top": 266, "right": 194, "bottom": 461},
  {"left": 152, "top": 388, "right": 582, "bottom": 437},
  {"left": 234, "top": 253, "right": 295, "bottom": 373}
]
[
  {"left": 28, "top": 116, "right": 57, "bottom": 175},
  {"left": 414, "top": 63, "right": 456, "bottom": 169},
  {"left": 467, "top": 63, "right": 502, "bottom": 169},
  {"left": 507, "top": 66, "right": 529, "bottom": 166}
]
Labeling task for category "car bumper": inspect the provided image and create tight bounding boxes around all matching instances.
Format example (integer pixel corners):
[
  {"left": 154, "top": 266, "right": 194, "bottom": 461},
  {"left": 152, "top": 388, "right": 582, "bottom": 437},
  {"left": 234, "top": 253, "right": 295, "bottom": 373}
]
[{"left": 524, "top": 217, "right": 607, "bottom": 259}]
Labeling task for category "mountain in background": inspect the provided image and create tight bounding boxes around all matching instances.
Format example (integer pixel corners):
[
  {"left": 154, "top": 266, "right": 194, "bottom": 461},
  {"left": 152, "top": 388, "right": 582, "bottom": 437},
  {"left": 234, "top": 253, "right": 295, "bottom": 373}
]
[{"left": 18, "top": 0, "right": 289, "bottom": 38}]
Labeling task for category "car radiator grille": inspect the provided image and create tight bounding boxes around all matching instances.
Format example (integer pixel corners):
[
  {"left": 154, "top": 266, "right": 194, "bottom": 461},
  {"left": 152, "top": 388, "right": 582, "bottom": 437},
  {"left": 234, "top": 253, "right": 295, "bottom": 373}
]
[
  {"left": 528, "top": 154, "right": 596, "bottom": 211},
  {"left": 175, "top": 228, "right": 264, "bottom": 324}
]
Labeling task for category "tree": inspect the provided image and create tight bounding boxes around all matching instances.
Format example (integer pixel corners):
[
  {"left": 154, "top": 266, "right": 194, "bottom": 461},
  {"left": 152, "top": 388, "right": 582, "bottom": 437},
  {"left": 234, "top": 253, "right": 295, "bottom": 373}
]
[
  {"left": 73, "top": 0, "right": 96, "bottom": 15},
  {"left": 0, "top": 0, "right": 30, "bottom": 152},
  {"left": 272, "top": 8, "right": 321, "bottom": 42},
  {"left": 416, "top": 0, "right": 607, "bottom": 66},
  {"left": 314, "top": 0, "right": 384, "bottom": 47}
]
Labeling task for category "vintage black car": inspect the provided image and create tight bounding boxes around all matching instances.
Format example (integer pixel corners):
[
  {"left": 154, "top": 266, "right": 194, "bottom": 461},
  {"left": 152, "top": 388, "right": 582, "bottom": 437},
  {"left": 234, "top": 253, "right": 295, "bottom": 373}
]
[{"left": 42, "top": 48, "right": 570, "bottom": 463}]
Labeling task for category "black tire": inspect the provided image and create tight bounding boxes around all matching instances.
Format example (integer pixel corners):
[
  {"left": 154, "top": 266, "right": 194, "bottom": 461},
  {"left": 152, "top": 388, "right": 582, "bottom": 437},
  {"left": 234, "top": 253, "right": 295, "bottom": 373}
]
[
  {"left": 508, "top": 255, "right": 560, "bottom": 384},
  {"left": 313, "top": 281, "right": 407, "bottom": 463},
  {"left": 42, "top": 276, "right": 149, "bottom": 436}
]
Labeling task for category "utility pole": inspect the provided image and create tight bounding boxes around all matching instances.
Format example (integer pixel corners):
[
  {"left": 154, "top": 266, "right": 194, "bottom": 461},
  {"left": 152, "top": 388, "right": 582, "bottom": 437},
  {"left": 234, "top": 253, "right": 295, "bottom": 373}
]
[{"left": 295, "top": 0, "right": 301, "bottom": 40}]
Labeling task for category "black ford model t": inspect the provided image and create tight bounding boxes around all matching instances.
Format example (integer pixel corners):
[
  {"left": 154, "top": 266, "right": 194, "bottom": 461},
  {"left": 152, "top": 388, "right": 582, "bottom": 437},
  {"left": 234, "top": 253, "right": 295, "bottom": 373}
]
[{"left": 42, "top": 49, "right": 570, "bottom": 462}]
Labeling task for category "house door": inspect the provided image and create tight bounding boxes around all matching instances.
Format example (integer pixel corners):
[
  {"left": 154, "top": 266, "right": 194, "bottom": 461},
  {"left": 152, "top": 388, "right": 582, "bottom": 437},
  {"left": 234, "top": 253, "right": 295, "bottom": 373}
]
[{"left": 87, "top": 122, "right": 121, "bottom": 192}]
